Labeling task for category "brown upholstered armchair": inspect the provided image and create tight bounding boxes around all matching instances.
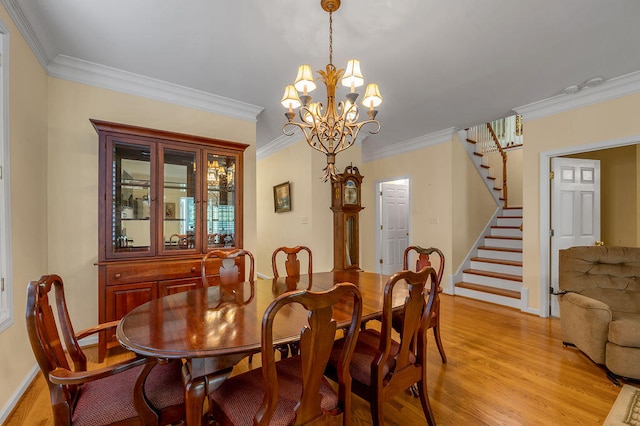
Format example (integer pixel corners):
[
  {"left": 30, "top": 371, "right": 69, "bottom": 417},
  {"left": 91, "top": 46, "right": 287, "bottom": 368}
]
[{"left": 558, "top": 246, "right": 640, "bottom": 381}]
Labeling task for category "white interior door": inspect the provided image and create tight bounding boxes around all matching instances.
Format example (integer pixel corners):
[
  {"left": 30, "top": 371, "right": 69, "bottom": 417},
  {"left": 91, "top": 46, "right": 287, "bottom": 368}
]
[
  {"left": 550, "top": 157, "right": 601, "bottom": 316},
  {"left": 379, "top": 180, "right": 410, "bottom": 275}
]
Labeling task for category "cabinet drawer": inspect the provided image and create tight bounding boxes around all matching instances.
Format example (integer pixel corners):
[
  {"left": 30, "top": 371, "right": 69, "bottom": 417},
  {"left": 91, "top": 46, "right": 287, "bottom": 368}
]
[{"left": 105, "top": 259, "right": 204, "bottom": 284}]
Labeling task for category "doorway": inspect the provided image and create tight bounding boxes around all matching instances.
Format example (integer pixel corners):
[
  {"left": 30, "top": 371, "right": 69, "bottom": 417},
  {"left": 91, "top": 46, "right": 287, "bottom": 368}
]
[
  {"left": 539, "top": 134, "right": 640, "bottom": 317},
  {"left": 375, "top": 178, "right": 410, "bottom": 275}
]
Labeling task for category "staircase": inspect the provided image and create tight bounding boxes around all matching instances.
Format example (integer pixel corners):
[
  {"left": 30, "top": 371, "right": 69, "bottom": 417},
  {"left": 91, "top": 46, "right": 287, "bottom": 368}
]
[
  {"left": 454, "top": 207, "right": 523, "bottom": 309},
  {"left": 453, "top": 126, "right": 525, "bottom": 309}
]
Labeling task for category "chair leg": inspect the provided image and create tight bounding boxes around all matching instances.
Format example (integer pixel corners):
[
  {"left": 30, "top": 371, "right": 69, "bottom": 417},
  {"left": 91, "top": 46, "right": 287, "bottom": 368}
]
[
  {"left": 276, "top": 344, "right": 289, "bottom": 360},
  {"left": 370, "top": 394, "right": 385, "bottom": 426},
  {"left": 433, "top": 320, "right": 447, "bottom": 364},
  {"left": 416, "top": 379, "right": 437, "bottom": 426},
  {"left": 288, "top": 341, "right": 299, "bottom": 356}
]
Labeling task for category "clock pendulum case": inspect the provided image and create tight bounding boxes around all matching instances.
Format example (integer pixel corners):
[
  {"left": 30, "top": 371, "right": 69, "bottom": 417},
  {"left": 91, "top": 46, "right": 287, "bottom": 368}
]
[{"left": 330, "top": 165, "right": 364, "bottom": 271}]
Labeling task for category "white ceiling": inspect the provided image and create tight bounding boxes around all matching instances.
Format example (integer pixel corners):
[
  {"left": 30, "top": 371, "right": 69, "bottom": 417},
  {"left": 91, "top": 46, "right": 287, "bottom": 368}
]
[{"left": 5, "top": 0, "right": 640, "bottom": 158}]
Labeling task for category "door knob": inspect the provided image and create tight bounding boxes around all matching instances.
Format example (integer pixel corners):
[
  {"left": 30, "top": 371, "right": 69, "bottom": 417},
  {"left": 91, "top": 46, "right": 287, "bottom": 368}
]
[{"left": 595, "top": 240, "right": 605, "bottom": 246}]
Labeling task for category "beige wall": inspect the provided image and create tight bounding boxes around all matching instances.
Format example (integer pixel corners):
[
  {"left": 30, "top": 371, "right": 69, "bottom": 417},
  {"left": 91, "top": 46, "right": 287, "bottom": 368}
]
[
  {"left": 359, "top": 135, "right": 495, "bottom": 288},
  {"left": 451, "top": 135, "right": 499, "bottom": 271},
  {"left": 522, "top": 91, "right": 640, "bottom": 311},
  {"left": 506, "top": 147, "right": 523, "bottom": 207},
  {"left": 0, "top": 6, "right": 49, "bottom": 414},
  {"left": 567, "top": 145, "right": 638, "bottom": 247},
  {"left": 256, "top": 139, "right": 360, "bottom": 276}
]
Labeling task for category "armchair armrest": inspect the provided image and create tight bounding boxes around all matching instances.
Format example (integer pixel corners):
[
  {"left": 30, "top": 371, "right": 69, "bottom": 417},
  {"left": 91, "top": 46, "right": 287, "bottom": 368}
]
[
  {"left": 558, "top": 292, "right": 612, "bottom": 364},
  {"left": 561, "top": 292, "right": 612, "bottom": 314},
  {"left": 49, "top": 356, "right": 146, "bottom": 385},
  {"left": 75, "top": 319, "right": 121, "bottom": 340}
]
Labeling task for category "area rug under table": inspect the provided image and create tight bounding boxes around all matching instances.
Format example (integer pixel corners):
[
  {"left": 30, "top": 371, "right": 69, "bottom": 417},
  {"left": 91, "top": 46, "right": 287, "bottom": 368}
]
[{"left": 604, "top": 384, "right": 640, "bottom": 425}]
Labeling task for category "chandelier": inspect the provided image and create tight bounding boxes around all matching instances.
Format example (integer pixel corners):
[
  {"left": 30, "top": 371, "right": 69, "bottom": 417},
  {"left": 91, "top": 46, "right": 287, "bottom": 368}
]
[{"left": 280, "top": 0, "right": 382, "bottom": 182}]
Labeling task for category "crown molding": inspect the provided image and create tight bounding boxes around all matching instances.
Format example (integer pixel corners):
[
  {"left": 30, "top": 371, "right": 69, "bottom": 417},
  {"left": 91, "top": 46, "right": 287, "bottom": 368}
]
[
  {"left": 1, "top": 0, "right": 57, "bottom": 69},
  {"left": 515, "top": 70, "right": 640, "bottom": 120},
  {"left": 257, "top": 129, "right": 302, "bottom": 161},
  {"left": 48, "top": 55, "right": 263, "bottom": 122},
  {"left": 362, "top": 127, "right": 456, "bottom": 163}
]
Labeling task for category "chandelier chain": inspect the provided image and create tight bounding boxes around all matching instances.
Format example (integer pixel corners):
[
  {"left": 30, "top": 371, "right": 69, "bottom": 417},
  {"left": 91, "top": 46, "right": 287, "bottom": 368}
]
[{"left": 329, "top": 11, "right": 333, "bottom": 65}]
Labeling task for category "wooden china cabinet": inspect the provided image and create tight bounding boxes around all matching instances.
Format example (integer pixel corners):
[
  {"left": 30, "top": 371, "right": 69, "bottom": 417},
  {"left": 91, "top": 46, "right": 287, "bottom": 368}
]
[
  {"left": 331, "top": 165, "right": 364, "bottom": 271},
  {"left": 92, "top": 120, "right": 248, "bottom": 361}
]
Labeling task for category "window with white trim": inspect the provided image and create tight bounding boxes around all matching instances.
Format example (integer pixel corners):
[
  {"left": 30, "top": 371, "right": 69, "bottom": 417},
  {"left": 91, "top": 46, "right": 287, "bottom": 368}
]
[{"left": 0, "top": 21, "right": 13, "bottom": 332}]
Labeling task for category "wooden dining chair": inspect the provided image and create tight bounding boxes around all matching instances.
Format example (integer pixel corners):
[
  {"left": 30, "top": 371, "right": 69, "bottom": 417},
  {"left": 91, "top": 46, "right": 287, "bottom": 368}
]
[
  {"left": 201, "top": 248, "right": 255, "bottom": 287},
  {"left": 271, "top": 245, "right": 313, "bottom": 278},
  {"left": 209, "top": 283, "right": 363, "bottom": 426},
  {"left": 268, "top": 245, "right": 313, "bottom": 360},
  {"left": 401, "top": 246, "right": 447, "bottom": 363},
  {"left": 325, "top": 268, "right": 439, "bottom": 426},
  {"left": 26, "top": 274, "right": 185, "bottom": 425}
]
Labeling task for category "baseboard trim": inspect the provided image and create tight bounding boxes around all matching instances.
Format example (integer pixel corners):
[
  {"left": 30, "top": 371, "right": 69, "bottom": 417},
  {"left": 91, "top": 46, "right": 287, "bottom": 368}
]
[{"left": 0, "top": 364, "right": 40, "bottom": 425}]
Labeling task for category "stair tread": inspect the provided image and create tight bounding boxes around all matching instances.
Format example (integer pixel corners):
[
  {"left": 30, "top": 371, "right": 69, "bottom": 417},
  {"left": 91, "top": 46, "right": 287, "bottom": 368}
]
[
  {"left": 504, "top": 206, "right": 523, "bottom": 209},
  {"left": 478, "top": 246, "right": 522, "bottom": 253},
  {"left": 471, "top": 257, "right": 522, "bottom": 267},
  {"left": 491, "top": 226, "right": 520, "bottom": 229},
  {"left": 497, "top": 216, "right": 523, "bottom": 219},
  {"left": 466, "top": 138, "right": 477, "bottom": 144},
  {"left": 480, "top": 164, "right": 490, "bottom": 169},
  {"left": 485, "top": 236, "right": 522, "bottom": 241},
  {"left": 456, "top": 282, "right": 520, "bottom": 299},
  {"left": 474, "top": 152, "right": 483, "bottom": 157},
  {"left": 463, "top": 268, "right": 522, "bottom": 282}
]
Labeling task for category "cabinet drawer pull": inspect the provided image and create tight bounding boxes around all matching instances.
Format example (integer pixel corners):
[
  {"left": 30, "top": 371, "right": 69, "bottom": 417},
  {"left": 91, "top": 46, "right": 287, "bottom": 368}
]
[
  {"left": 113, "top": 273, "right": 121, "bottom": 279},
  {"left": 191, "top": 267, "right": 197, "bottom": 272}
]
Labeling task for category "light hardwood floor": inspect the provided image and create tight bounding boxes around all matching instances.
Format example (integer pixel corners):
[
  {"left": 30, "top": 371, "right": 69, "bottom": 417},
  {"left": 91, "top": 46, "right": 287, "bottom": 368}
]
[{"left": 5, "top": 294, "right": 625, "bottom": 425}]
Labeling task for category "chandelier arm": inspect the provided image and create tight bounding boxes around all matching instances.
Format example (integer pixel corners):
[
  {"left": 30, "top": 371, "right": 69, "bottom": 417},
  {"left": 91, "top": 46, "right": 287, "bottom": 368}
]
[{"left": 282, "top": 121, "right": 332, "bottom": 155}]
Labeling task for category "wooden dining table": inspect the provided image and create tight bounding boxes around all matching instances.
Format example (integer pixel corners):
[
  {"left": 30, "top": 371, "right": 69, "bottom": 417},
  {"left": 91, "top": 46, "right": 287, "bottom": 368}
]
[{"left": 117, "top": 270, "right": 406, "bottom": 425}]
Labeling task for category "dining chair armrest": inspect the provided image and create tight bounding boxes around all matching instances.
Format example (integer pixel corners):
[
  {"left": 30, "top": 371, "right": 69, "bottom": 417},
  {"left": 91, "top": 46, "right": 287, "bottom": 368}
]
[
  {"left": 74, "top": 320, "right": 121, "bottom": 340},
  {"left": 49, "top": 356, "right": 147, "bottom": 385}
]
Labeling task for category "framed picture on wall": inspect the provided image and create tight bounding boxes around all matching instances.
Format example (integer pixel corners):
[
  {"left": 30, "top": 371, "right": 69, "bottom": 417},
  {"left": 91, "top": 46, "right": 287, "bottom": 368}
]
[{"left": 273, "top": 181, "right": 291, "bottom": 213}]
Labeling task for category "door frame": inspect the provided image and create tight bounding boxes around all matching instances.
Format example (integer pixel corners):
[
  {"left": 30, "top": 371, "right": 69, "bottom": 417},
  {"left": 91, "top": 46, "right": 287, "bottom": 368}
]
[
  {"left": 374, "top": 176, "right": 411, "bottom": 274},
  {"left": 539, "top": 134, "right": 640, "bottom": 318}
]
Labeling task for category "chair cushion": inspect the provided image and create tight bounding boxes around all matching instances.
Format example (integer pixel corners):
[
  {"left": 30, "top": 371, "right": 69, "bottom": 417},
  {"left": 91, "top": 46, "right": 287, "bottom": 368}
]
[
  {"left": 72, "top": 360, "right": 184, "bottom": 426},
  {"left": 331, "top": 329, "right": 411, "bottom": 387},
  {"left": 609, "top": 312, "right": 640, "bottom": 347},
  {"left": 210, "top": 355, "right": 338, "bottom": 425}
]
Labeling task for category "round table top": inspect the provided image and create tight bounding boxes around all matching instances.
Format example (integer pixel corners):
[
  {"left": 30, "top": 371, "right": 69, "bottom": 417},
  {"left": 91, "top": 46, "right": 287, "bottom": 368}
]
[{"left": 116, "top": 270, "right": 395, "bottom": 359}]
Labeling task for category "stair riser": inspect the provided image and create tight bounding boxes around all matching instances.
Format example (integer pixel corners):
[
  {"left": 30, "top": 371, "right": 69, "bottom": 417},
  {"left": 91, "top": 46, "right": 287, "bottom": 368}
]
[
  {"left": 462, "top": 273, "right": 522, "bottom": 292},
  {"left": 470, "top": 260, "right": 522, "bottom": 276},
  {"left": 455, "top": 286, "right": 521, "bottom": 309},
  {"left": 483, "top": 237, "right": 522, "bottom": 249},
  {"left": 501, "top": 209, "right": 523, "bottom": 217},
  {"left": 490, "top": 228, "right": 522, "bottom": 238},
  {"left": 497, "top": 217, "right": 522, "bottom": 227},
  {"left": 477, "top": 249, "right": 522, "bottom": 262}
]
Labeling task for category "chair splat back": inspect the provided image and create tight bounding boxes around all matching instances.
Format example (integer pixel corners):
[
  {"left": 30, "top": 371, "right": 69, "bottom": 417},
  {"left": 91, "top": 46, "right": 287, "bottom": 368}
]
[
  {"left": 201, "top": 249, "right": 255, "bottom": 287},
  {"left": 209, "top": 283, "right": 362, "bottom": 426},
  {"left": 380, "top": 268, "right": 438, "bottom": 373},
  {"left": 27, "top": 276, "right": 84, "bottom": 406},
  {"left": 403, "top": 246, "right": 444, "bottom": 286},
  {"left": 271, "top": 246, "right": 313, "bottom": 278}
]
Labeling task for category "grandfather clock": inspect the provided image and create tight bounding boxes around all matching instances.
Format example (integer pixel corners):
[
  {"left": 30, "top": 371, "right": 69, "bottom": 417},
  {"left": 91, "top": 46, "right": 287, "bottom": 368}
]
[{"left": 331, "top": 165, "right": 364, "bottom": 271}]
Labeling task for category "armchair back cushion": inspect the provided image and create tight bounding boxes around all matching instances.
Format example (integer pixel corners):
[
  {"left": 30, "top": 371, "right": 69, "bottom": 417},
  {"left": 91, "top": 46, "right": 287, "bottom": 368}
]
[{"left": 559, "top": 246, "right": 640, "bottom": 314}]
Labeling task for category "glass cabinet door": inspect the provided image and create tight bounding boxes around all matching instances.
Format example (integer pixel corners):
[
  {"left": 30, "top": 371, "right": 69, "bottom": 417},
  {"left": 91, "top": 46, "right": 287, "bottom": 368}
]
[
  {"left": 161, "top": 147, "right": 198, "bottom": 253},
  {"left": 205, "top": 152, "right": 237, "bottom": 250},
  {"left": 108, "top": 141, "right": 154, "bottom": 257}
]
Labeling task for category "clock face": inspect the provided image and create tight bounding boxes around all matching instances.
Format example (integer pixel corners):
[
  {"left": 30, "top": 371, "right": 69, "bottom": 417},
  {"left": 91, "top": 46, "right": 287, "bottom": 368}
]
[{"left": 344, "top": 180, "right": 358, "bottom": 205}]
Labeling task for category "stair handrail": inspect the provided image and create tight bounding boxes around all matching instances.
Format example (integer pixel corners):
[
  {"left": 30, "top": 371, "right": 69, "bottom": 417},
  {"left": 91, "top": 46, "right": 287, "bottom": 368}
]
[{"left": 487, "top": 122, "right": 508, "bottom": 208}]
